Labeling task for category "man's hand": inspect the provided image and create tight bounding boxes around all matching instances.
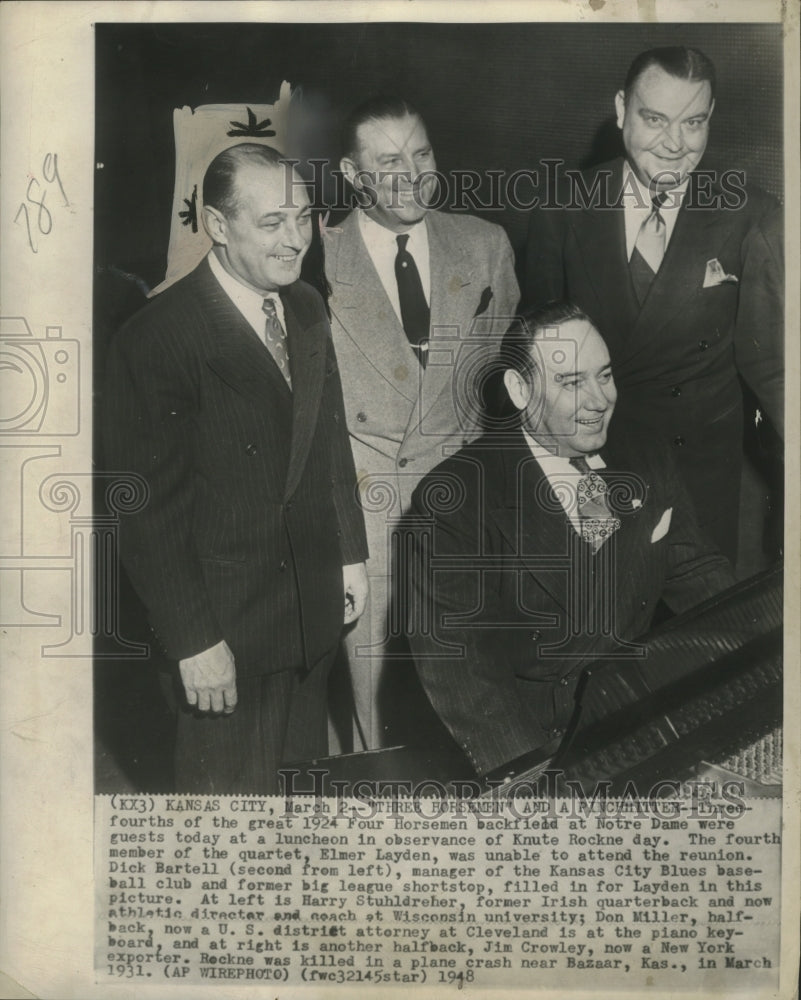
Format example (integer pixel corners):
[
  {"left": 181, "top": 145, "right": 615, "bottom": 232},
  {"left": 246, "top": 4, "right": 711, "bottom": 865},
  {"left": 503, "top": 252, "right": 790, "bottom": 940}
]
[
  {"left": 342, "top": 562, "right": 369, "bottom": 625},
  {"left": 179, "top": 639, "right": 237, "bottom": 714}
]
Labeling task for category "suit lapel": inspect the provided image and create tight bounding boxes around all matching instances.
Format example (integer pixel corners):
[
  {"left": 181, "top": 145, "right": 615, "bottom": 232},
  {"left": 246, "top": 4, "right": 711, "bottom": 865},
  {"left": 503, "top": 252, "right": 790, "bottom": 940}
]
[
  {"left": 193, "top": 260, "right": 327, "bottom": 501},
  {"left": 412, "top": 212, "right": 478, "bottom": 433},
  {"left": 570, "top": 161, "right": 639, "bottom": 356},
  {"left": 632, "top": 173, "right": 731, "bottom": 340},
  {"left": 282, "top": 286, "right": 328, "bottom": 500},
  {"left": 194, "top": 259, "right": 293, "bottom": 401},
  {"left": 598, "top": 436, "right": 654, "bottom": 593},
  {"left": 328, "top": 212, "right": 417, "bottom": 403},
  {"left": 487, "top": 437, "right": 572, "bottom": 615}
]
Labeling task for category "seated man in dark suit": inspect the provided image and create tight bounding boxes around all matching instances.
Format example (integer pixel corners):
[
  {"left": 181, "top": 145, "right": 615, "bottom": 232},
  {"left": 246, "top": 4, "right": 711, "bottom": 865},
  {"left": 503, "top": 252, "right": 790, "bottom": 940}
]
[{"left": 406, "top": 301, "right": 735, "bottom": 779}]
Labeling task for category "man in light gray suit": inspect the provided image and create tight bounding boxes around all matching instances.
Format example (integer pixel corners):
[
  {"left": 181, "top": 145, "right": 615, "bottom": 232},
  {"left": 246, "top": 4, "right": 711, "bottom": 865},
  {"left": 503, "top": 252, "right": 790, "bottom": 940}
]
[{"left": 324, "top": 96, "right": 520, "bottom": 749}]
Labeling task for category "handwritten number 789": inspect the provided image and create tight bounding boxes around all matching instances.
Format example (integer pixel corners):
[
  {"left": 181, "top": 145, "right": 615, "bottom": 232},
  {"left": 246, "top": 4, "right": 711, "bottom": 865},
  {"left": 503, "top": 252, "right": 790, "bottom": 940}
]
[{"left": 15, "top": 153, "right": 69, "bottom": 254}]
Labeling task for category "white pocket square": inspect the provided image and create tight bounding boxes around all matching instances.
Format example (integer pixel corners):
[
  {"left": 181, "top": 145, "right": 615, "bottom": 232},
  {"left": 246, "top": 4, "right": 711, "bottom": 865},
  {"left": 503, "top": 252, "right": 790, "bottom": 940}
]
[
  {"left": 651, "top": 507, "right": 672, "bottom": 542},
  {"left": 703, "top": 258, "right": 739, "bottom": 288}
]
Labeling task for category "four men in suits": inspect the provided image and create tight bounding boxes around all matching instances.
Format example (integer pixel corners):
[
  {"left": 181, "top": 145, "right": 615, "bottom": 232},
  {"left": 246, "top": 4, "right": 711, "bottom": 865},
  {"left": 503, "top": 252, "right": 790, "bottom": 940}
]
[
  {"left": 105, "top": 47, "right": 782, "bottom": 786},
  {"left": 103, "top": 144, "right": 368, "bottom": 793},
  {"left": 525, "top": 46, "right": 783, "bottom": 563},
  {"left": 406, "top": 302, "right": 735, "bottom": 776},
  {"left": 324, "top": 97, "right": 520, "bottom": 748}
]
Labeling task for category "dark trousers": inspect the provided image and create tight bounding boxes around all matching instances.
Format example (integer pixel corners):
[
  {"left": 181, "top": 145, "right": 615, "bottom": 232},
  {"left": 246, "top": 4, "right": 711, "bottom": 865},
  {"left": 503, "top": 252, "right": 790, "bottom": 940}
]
[{"left": 167, "top": 650, "right": 334, "bottom": 795}]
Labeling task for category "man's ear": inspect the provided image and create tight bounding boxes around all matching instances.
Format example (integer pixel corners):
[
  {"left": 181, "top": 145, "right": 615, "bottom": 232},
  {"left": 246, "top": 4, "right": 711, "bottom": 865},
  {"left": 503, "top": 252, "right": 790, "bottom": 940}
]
[
  {"left": 201, "top": 204, "right": 227, "bottom": 245},
  {"left": 614, "top": 90, "right": 626, "bottom": 130},
  {"left": 503, "top": 369, "right": 531, "bottom": 412},
  {"left": 340, "top": 156, "right": 360, "bottom": 189}
]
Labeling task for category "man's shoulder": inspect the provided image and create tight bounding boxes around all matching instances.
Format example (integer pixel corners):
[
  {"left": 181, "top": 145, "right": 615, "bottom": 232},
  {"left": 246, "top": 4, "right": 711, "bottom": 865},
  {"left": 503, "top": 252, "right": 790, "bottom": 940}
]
[
  {"left": 284, "top": 277, "right": 327, "bottom": 316},
  {"left": 427, "top": 209, "right": 509, "bottom": 244},
  {"left": 321, "top": 210, "right": 359, "bottom": 255},
  {"left": 603, "top": 423, "right": 674, "bottom": 482},
  {"left": 548, "top": 157, "right": 623, "bottom": 197},
  {"left": 120, "top": 260, "right": 211, "bottom": 332},
  {"left": 413, "top": 434, "right": 510, "bottom": 507},
  {"left": 685, "top": 167, "right": 779, "bottom": 221}
]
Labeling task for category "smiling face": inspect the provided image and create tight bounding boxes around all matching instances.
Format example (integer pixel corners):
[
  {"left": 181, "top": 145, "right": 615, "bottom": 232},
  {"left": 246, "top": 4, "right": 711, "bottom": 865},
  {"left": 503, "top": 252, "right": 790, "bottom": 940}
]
[
  {"left": 342, "top": 113, "right": 437, "bottom": 232},
  {"left": 615, "top": 65, "right": 714, "bottom": 192},
  {"left": 504, "top": 320, "right": 617, "bottom": 458},
  {"left": 203, "top": 161, "right": 312, "bottom": 293}
]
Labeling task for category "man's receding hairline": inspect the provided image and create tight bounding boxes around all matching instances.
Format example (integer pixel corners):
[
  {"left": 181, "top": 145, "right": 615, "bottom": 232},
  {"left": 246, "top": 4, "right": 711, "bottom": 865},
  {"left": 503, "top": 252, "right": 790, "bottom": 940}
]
[
  {"left": 627, "top": 66, "right": 713, "bottom": 102},
  {"left": 352, "top": 111, "right": 425, "bottom": 155},
  {"left": 225, "top": 158, "right": 298, "bottom": 216}
]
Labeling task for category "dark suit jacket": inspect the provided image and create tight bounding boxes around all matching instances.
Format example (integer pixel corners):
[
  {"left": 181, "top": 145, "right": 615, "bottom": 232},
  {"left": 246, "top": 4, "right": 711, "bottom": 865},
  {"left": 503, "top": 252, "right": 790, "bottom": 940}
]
[
  {"left": 406, "top": 428, "right": 735, "bottom": 775},
  {"left": 524, "top": 159, "right": 784, "bottom": 558},
  {"left": 102, "top": 258, "right": 368, "bottom": 677}
]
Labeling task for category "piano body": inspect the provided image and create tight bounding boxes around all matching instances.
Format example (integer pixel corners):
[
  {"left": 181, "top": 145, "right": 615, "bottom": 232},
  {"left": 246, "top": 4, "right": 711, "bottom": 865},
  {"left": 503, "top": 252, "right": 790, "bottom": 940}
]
[
  {"left": 554, "top": 565, "right": 783, "bottom": 796},
  {"left": 289, "top": 567, "right": 783, "bottom": 797}
]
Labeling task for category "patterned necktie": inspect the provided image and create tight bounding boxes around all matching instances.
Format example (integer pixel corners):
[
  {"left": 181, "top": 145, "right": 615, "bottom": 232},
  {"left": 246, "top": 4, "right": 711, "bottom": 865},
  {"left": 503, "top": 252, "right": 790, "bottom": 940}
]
[
  {"left": 261, "top": 296, "right": 292, "bottom": 388},
  {"left": 570, "top": 456, "right": 620, "bottom": 552},
  {"left": 395, "top": 233, "right": 430, "bottom": 368},
  {"left": 629, "top": 191, "right": 669, "bottom": 305}
]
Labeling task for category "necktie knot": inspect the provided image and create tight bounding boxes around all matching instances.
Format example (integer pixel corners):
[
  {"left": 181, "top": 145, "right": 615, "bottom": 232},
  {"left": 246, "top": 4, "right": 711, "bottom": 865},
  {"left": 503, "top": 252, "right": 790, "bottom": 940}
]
[
  {"left": 396, "top": 234, "right": 410, "bottom": 252},
  {"left": 649, "top": 190, "right": 669, "bottom": 226},
  {"left": 569, "top": 456, "right": 592, "bottom": 474}
]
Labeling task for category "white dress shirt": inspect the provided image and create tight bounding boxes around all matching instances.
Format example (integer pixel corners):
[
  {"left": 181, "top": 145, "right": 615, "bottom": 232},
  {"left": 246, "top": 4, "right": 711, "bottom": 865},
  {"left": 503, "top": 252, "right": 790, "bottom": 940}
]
[
  {"left": 208, "top": 249, "right": 288, "bottom": 341},
  {"left": 358, "top": 209, "right": 431, "bottom": 324},
  {"left": 522, "top": 430, "right": 606, "bottom": 536},
  {"left": 621, "top": 162, "right": 688, "bottom": 262}
]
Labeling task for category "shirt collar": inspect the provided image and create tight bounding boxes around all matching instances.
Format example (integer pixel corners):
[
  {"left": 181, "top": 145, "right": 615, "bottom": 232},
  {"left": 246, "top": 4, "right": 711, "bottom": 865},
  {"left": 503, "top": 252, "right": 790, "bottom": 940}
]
[
  {"left": 521, "top": 430, "right": 606, "bottom": 470},
  {"left": 622, "top": 161, "right": 689, "bottom": 213},
  {"left": 207, "top": 250, "right": 287, "bottom": 334},
  {"left": 358, "top": 208, "right": 428, "bottom": 253}
]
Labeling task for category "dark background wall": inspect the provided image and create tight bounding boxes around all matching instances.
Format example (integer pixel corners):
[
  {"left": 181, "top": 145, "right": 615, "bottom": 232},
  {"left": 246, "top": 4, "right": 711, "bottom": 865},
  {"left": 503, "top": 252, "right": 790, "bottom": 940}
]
[{"left": 95, "top": 20, "right": 783, "bottom": 294}]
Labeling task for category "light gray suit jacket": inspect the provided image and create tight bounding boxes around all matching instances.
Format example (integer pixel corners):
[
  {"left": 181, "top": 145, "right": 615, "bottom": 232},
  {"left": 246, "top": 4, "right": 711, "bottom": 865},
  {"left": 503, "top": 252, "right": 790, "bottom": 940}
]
[{"left": 324, "top": 209, "right": 520, "bottom": 555}]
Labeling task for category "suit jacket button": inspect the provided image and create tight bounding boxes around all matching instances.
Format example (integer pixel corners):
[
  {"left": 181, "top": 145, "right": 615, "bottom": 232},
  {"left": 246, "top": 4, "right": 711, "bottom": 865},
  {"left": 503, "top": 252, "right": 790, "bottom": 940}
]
[
  {"left": 559, "top": 676, "right": 569, "bottom": 686},
  {"left": 671, "top": 385, "right": 682, "bottom": 397},
  {"left": 551, "top": 727, "right": 563, "bottom": 737},
  {"left": 279, "top": 559, "right": 287, "bottom": 571},
  {"left": 529, "top": 630, "right": 541, "bottom": 641},
  {"left": 357, "top": 411, "right": 367, "bottom": 422},
  {"left": 698, "top": 340, "right": 710, "bottom": 351},
  {"left": 285, "top": 501, "right": 293, "bottom": 511},
  {"left": 640, "top": 599, "right": 648, "bottom": 609},
  {"left": 398, "top": 458, "right": 408, "bottom": 468},
  {"left": 673, "top": 436, "right": 686, "bottom": 447},
  {"left": 245, "top": 443, "right": 257, "bottom": 455}
]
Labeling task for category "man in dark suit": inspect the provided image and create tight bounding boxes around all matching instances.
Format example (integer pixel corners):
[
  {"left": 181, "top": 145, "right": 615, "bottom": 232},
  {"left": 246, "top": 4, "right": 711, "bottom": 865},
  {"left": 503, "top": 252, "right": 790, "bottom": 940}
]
[
  {"left": 406, "top": 302, "right": 734, "bottom": 778},
  {"left": 324, "top": 96, "right": 520, "bottom": 749},
  {"left": 103, "top": 144, "right": 368, "bottom": 794},
  {"left": 525, "top": 47, "right": 783, "bottom": 564}
]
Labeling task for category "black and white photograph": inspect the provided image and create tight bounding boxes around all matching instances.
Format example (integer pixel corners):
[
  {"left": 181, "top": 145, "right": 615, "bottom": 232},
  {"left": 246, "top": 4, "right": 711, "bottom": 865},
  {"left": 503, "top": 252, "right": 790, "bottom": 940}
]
[{"left": 0, "top": 2, "right": 798, "bottom": 998}]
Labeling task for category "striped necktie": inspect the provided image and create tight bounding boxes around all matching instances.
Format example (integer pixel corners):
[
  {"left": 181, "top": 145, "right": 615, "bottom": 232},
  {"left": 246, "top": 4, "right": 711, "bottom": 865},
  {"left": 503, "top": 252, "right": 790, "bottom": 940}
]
[{"left": 261, "top": 296, "right": 292, "bottom": 388}]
